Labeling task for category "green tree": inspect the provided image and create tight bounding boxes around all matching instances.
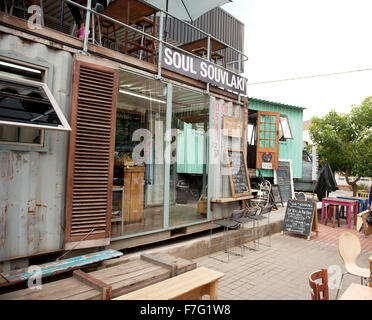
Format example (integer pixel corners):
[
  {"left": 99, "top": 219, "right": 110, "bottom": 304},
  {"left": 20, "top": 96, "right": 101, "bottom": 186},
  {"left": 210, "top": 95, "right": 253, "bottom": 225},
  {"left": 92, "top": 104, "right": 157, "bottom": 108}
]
[{"left": 309, "top": 97, "right": 372, "bottom": 196}]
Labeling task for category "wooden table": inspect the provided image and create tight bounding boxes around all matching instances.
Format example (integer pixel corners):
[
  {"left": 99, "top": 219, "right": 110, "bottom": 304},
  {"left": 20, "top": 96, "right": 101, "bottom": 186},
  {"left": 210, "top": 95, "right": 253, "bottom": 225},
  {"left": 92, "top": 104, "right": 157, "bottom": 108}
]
[
  {"left": 102, "top": 0, "right": 158, "bottom": 62},
  {"left": 337, "top": 196, "right": 368, "bottom": 212},
  {"left": 320, "top": 197, "right": 358, "bottom": 228},
  {"left": 179, "top": 37, "right": 227, "bottom": 64},
  {"left": 113, "top": 267, "right": 224, "bottom": 300},
  {"left": 61, "top": 0, "right": 158, "bottom": 62},
  {"left": 339, "top": 283, "right": 372, "bottom": 300}
]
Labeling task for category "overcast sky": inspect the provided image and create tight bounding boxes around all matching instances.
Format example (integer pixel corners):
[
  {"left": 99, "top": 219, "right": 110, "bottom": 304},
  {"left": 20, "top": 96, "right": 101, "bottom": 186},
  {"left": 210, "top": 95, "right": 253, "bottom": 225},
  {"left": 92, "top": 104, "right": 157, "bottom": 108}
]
[{"left": 222, "top": 0, "right": 372, "bottom": 121}]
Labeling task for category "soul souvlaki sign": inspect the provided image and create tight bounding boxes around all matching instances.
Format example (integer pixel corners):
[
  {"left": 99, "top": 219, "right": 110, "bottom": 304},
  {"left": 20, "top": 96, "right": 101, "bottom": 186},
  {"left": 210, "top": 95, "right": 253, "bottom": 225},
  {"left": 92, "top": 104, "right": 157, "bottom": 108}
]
[{"left": 161, "top": 45, "right": 247, "bottom": 95}]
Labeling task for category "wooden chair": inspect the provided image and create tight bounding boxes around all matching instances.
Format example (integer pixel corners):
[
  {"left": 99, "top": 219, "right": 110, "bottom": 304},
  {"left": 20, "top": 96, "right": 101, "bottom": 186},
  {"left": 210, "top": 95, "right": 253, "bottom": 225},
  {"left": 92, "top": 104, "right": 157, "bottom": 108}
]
[
  {"left": 336, "top": 231, "right": 370, "bottom": 299},
  {"left": 308, "top": 268, "right": 329, "bottom": 300}
]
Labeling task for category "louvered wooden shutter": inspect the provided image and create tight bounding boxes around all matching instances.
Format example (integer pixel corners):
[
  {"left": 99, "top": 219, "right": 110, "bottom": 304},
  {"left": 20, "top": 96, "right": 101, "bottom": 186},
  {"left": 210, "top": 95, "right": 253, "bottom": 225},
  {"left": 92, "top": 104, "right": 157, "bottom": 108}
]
[{"left": 65, "top": 59, "right": 118, "bottom": 248}]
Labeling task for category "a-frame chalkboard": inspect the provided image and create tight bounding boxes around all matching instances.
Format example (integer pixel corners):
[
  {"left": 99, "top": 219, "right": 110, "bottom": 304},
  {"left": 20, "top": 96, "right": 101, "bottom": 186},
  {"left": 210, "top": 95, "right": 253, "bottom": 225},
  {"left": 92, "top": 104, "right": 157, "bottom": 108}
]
[
  {"left": 225, "top": 148, "right": 252, "bottom": 197},
  {"left": 281, "top": 199, "right": 319, "bottom": 240}
]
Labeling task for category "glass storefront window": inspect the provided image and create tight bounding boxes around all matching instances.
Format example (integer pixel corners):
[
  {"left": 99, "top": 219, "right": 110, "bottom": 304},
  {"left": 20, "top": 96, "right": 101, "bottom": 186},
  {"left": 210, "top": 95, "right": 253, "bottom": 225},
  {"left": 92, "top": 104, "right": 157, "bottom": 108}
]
[
  {"left": 169, "top": 85, "right": 209, "bottom": 227},
  {"left": 112, "top": 70, "right": 166, "bottom": 237}
]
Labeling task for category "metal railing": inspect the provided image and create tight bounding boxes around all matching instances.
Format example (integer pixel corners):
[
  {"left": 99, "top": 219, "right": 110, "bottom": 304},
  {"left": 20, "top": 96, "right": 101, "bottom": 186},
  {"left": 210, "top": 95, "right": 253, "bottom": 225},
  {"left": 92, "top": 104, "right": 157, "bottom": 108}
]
[{"left": 62, "top": 0, "right": 248, "bottom": 95}]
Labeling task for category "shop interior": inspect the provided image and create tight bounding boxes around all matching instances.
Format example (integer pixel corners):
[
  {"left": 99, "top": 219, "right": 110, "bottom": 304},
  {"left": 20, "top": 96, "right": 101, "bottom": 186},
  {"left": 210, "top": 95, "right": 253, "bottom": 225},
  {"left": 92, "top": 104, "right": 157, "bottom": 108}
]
[{"left": 111, "top": 70, "right": 209, "bottom": 238}]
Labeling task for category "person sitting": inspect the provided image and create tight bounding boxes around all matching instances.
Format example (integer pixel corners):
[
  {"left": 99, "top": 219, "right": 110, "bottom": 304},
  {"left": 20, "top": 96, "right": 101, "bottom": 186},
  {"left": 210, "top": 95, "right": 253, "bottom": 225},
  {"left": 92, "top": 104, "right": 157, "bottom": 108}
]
[{"left": 67, "top": 0, "right": 114, "bottom": 40}]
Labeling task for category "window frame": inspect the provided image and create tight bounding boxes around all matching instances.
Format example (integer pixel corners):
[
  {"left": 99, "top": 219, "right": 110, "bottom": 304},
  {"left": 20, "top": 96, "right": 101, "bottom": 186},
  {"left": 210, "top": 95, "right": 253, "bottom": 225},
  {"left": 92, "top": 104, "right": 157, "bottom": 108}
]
[
  {"left": 0, "top": 56, "right": 70, "bottom": 152},
  {"left": 0, "top": 73, "right": 71, "bottom": 132},
  {"left": 278, "top": 114, "right": 293, "bottom": 140}
]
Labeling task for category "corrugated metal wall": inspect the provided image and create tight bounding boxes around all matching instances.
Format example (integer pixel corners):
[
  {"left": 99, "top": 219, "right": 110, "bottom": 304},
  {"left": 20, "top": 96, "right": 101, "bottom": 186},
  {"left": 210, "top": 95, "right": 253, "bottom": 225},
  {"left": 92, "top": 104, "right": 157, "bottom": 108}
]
[
  {"left": 166, "top": 7, "right": 244, "bottom": 71},
  {"left": 248, "top": 98, "right": 304, "bottom": 179},
  {"left": 0, "top": 34, "right": 73, "bottom": 268}
]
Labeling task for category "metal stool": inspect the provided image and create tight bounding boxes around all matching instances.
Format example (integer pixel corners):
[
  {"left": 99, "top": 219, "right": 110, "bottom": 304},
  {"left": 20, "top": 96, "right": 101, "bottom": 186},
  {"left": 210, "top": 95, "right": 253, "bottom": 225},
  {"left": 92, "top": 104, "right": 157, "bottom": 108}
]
[
  {"left": 100, "top": 19, "right": 117, "bottom": 50},
  {"left": 208, "top": 209, "right": 244, "bottom": 263},
  {"left": 325, "top": 204, "right": 340, "bottom": 228},
  {"left": 247, "top": 205, "right": 273, "bottom": 249},
  {"left": 231, "top": 207, "right": 258, "bottom": 253}
]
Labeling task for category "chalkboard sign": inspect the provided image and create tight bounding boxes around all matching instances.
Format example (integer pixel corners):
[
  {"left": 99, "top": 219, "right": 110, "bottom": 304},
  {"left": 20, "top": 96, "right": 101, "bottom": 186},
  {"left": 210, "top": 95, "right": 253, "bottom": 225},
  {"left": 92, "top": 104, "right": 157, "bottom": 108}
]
[
  {"left": 271, "top": 184, "right": 284, "bottom": 206},
  {"left": 225, "top": 149, "right": 252, "bottom": 197},
  {"left": 274, "top": 160, "right": 294, "bottom": 203},
  {"left": 283, "top": 200, "right": 316, "bottom": 238}
]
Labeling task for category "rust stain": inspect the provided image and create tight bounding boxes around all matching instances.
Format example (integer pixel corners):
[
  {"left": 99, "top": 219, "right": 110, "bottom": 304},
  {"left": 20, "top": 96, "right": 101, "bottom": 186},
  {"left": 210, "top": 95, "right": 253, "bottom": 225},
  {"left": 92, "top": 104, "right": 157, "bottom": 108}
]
[
  {"left": 27, "top": 200, "right": 36, "bottom": 215},
  {"left": 0, "top": 205, "right": 8, "bottom": 249},
  {"left": 20, "top": 38, "right": 33, "bottom": 46}
]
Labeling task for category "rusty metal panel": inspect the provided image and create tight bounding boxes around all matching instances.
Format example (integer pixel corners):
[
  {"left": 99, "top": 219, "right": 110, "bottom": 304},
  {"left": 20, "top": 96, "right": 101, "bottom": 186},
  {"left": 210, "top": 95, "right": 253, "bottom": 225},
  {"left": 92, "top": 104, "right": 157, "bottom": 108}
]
[{"left": 0, "top": 34, "right": 73, "bottom": 263}]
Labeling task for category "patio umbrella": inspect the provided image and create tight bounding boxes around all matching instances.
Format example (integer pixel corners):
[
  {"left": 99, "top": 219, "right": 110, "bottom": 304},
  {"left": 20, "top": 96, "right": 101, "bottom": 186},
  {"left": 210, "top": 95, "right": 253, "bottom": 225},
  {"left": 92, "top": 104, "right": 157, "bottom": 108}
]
[{"left": 141, "top": 0, "right": 232, "bottom": 22}]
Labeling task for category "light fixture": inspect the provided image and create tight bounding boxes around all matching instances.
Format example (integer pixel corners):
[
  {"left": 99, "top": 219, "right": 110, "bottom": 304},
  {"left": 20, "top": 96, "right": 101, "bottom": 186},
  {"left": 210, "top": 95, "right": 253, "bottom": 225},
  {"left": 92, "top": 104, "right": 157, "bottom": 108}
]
[
  {"left": 0, "top": 61, "right": 42, "bottom": 74},
  {"left": 119, "top": 89, "right": 166, "bottom": 104}
]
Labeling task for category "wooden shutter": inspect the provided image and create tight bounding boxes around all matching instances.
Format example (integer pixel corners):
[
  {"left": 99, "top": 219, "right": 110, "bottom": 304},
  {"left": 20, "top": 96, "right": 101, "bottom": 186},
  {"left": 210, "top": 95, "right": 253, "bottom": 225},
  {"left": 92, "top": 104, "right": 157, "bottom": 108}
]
[
  {"left": 64, "top": 59, "right": 118, "bottom": 248},
  {"left": 256, "top": 111, "right": 280, "bottom": 170}
]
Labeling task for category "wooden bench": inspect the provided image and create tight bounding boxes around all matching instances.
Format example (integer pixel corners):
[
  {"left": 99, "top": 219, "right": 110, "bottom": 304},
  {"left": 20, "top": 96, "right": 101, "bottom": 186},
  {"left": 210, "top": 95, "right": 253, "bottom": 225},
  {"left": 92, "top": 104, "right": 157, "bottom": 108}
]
[{"left": 114, "top": 267, "right": 224, "bottom": 300}]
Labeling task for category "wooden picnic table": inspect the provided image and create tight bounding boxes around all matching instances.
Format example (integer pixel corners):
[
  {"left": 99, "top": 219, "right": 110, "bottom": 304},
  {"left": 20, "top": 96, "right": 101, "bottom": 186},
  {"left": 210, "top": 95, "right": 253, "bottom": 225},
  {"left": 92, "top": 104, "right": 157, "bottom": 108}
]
[{"left": 339, "top": 283, "right": 372, "bottom": 300}]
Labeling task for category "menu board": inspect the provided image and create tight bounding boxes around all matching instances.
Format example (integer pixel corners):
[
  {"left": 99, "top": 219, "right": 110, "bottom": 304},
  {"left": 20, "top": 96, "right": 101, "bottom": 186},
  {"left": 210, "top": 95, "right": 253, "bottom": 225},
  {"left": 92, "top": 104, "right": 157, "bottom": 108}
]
[
  {"left": 283, "top": 200, "right": 316, "bottom": 237},
  {"left": 271, "top": 184, "right": 284, "bottom": 206},
  {"left": 274, "top": 160, "right": 294, "bottom": 203},
  {"left": 225, "top": 149, "right": 251, "bottom": 197}
]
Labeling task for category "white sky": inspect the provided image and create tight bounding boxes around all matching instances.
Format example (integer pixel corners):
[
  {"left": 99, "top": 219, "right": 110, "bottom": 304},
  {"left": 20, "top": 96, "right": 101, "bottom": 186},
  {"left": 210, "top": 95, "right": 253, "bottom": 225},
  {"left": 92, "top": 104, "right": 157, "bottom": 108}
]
[{"left": 222, "top": 0, "right": 372, "bottom": 121}]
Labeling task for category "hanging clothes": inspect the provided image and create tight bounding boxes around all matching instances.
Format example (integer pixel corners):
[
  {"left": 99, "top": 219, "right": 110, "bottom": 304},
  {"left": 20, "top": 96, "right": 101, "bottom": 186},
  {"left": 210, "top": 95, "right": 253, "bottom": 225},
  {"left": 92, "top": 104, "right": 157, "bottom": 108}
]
[{"left": 315, "top": 160, "right": 338, "bottom": 201}]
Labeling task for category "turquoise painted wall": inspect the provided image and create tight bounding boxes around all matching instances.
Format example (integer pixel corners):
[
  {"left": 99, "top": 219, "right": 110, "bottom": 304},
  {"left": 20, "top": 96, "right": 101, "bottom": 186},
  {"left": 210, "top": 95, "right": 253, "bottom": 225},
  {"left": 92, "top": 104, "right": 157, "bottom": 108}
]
[
  {"left": 176, "top": 123, "right": 208, "bottom": 174},
  {"left": 248, "top": 98, "right": 304, "bottom": 179}
]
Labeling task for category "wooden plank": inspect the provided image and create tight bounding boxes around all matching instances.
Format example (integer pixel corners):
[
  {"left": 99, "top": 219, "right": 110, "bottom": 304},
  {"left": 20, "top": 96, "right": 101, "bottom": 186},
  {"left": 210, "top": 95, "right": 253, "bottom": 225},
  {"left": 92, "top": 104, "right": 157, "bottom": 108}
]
[
  {"left": 211, "top": 195, "right": 253, "bottom": 203},
  {"left": 0, "top": 254, "right": 196, "bottom": 300},
  {"left": 140, "top": 254, "right": 177, "bottom": 277},
  {"left": 73, "top": 269, "right": 112, "bottom": 300},
  {"left": 114, "top": 267, "right": 224, "bottom": 300},
  {"left": 0, "top": 250, "right": 122, "bottom": 288}
]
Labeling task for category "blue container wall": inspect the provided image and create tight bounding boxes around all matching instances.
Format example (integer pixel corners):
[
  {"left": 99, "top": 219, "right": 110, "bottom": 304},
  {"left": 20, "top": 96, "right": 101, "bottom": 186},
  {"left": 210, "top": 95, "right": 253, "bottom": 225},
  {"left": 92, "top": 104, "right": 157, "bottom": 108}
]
[{"left": 249, "top": 100, "right": 303, "bottom": 179}]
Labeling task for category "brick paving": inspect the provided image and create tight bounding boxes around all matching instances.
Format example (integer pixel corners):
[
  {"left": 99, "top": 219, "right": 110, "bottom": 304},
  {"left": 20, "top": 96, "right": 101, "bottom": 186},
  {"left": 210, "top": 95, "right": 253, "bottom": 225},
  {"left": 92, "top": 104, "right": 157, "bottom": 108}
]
[
  {"left": 195, "top": 230, "right": 371, "bottom": 300},
  {"left": 312, "top": 221, "right": 372, "bottom": 252}
]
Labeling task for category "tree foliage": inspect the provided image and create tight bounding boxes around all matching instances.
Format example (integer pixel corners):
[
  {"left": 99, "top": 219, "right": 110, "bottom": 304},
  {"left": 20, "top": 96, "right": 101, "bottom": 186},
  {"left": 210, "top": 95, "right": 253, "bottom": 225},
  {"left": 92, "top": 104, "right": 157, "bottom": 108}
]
[{"left": 309, "top": 96, "right": 372, "bottom": 195}]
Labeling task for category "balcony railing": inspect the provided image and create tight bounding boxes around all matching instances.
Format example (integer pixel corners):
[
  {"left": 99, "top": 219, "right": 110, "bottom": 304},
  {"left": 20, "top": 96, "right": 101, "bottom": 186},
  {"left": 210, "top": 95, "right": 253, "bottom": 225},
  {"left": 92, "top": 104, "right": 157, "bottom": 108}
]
[{"left": 1, "top": 0, "right": 248, "bottom": 96}]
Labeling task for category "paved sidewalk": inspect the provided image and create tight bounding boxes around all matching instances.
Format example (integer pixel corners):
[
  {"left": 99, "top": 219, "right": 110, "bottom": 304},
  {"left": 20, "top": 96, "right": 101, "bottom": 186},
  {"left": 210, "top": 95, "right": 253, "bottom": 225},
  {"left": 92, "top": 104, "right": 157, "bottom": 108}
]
[{"left": 195, "top": 232, "right": 371, "bottom": 300}]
